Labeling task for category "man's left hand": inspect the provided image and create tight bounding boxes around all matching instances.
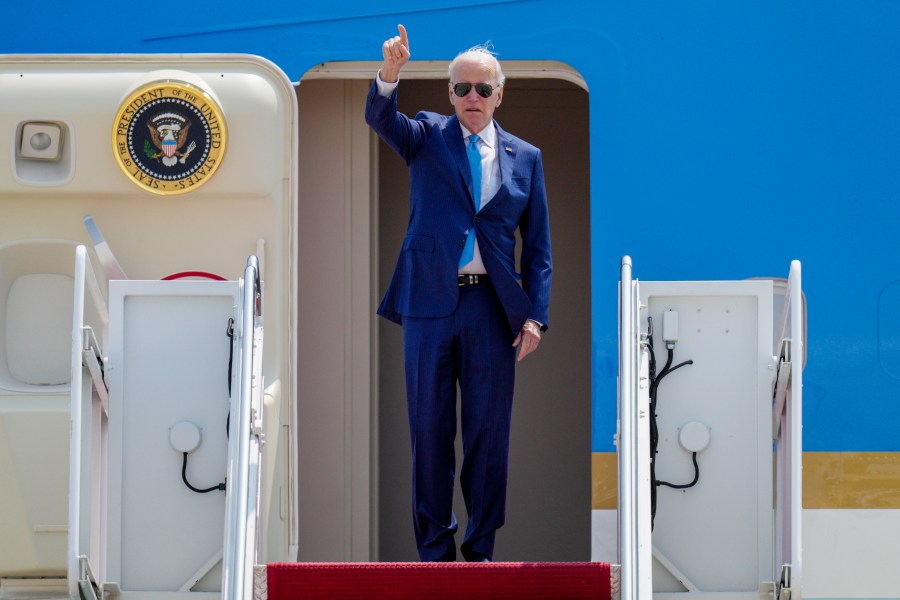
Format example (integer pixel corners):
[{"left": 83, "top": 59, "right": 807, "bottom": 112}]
[{"left": 513, "top": 320, "right": 542, "bottom": 362}]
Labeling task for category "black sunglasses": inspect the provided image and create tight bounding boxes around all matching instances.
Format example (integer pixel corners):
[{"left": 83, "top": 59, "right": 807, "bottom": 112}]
[{"left": 452, "top": 82, "right": 499, "bottom": 98}]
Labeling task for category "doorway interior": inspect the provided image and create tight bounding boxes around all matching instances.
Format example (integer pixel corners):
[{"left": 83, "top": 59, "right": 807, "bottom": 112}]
[{"left": 295, "top": 64, "right": 591, "bottom": 562}]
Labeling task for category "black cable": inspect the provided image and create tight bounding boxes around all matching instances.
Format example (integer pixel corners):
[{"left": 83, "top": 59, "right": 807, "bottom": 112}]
[
  {"left": 226, "top": 318, "right": 235, "bottom": 396},
  {"left": 177, "top": 318, "right": 235, "bottom": 496},
  {"left": 659, "top": 360, "right": 693, "bottom": 380},
  {"left": 181, "top": 452, "right": 226, "bottom": 493},
  {"left": 226, "top": 318, "right": 235, "bottom": 438},
  {"left": 649, "top": 347, "right": 674, "bottom": 529},
  {"left": 656, "top": 451, "right": 700, "bottom": 489},
  {"left": 650, "top": 348, "right": 674, "bottom": 401},
  {"left": 647, "top": 325, "right": 659, "bottom": 528},
  {"left": 647, "top": 340, "right": 696, "bottom": 530}
]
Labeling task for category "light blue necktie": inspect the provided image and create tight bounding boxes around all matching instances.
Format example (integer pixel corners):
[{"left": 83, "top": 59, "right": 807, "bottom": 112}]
[{"left": 459, "top": 134, "right": 481, "bottom": 268}]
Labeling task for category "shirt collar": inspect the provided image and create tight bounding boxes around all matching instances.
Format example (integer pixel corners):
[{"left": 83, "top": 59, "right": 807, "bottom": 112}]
[{"left": 460, "top": 121, "right": 497, "bottom": 150}]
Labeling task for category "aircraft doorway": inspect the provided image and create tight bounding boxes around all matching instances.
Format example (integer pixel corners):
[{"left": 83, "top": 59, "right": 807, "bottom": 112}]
[{"left": 296, "top": 67, "right": 591, "bottom": 562}]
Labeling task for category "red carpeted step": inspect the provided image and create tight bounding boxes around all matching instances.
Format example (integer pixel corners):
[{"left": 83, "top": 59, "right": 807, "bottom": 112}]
[{"left": 266, "top": 561, "right": 611, "bottom": 600}]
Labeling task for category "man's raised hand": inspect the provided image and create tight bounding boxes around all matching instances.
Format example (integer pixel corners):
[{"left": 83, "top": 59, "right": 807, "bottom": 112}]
[{"left": 381, "top": 24, "right": 410, "bottom": 83}]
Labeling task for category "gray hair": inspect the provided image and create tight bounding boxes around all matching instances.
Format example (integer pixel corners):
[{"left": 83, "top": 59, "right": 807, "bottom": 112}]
[{"left": 448, "top": 43, "right": 506, "bottom": 87}]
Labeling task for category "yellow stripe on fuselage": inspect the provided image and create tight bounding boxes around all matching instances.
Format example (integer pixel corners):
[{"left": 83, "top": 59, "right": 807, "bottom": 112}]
[
  {"left": 803, "top": 451, "right": 900, "bottom": 508},
  {"left": 592, "top": 451, "right": 900, "bottom": 510},
  {"left": 591, "top": 453, "right": 618, "bottom": 510}
]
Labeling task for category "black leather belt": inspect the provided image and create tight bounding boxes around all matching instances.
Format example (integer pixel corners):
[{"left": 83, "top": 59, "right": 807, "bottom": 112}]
[{"left": 458, "top": 274, "right": 488, "bottom": 286}]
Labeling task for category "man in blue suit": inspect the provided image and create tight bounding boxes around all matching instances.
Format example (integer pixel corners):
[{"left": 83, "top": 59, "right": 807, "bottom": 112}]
[{"left": 367, "top": 25, "right": 552, "bottom": 562}]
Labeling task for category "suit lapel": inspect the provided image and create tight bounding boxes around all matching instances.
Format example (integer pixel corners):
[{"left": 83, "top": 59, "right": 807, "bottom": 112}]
[
  {"left": 443, "top": 116, "right": 475, "bottom": 206},
  {"left": 496, "top": 123, "right": 517, "bottom": 187},
  {"left": 488, "top": 121, "right": 516, "bottom": 210}
]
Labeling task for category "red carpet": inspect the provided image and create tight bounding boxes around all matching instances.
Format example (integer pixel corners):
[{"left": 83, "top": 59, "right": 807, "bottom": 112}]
[{"left": 266, "top": 562, "right": 611, "bottom": 600}]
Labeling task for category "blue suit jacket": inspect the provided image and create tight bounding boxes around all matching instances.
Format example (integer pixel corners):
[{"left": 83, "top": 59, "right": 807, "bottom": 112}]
[{"left": 366, "top": 82, "right": 552, "bottom": 336}]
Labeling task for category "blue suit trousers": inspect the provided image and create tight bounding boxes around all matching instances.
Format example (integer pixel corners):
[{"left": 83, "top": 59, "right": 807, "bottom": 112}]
[{"left": 402, "top": 282, "right": 517, "bottom": 562}]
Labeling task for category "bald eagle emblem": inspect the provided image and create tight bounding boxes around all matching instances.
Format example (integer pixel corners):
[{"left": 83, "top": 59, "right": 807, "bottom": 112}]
[
  {"left": 145, "top": 112, "right": 197, "bottom": 167},
  {"left": 113, "top": 80, "right": 227, "bottom": 195}
]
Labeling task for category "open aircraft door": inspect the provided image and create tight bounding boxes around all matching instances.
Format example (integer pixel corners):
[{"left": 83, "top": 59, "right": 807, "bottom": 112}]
[{"left": 617, "top": 258, "right": 803, "bottom": 600}]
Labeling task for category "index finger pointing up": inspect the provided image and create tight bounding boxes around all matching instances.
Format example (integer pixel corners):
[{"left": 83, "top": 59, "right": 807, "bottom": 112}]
[{"left": 398, "top": 24, "right": 409, "bottom": 50}]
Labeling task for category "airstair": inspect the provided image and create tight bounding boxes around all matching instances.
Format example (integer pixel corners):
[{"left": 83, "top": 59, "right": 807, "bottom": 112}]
[
  {"left": 0, "top": 242, "right": 282, "bottom": 600},
  {"left": 617, "top": 257, "right": 804, "bottom": 600},
  {"left": 67, "top": 250, "right": 265, "bottom": 599}
]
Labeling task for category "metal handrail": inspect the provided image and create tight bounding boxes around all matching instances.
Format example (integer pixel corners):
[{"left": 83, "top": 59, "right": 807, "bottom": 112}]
[
  {"left": 69, "top": 245, "right": 110, "bottom": 598},
  {"left": 618, "top": 256, "right": 636, "bottom": 598},
  {"left": 618, "top": 255, "right": 652, "bottom": 600},
  {"left": 222, "top": 256, "right": 264, "bottom": 600},
  {"left": 788, "top": 260, "right": 803, "bottom": 596},
  {"left": 772, "top": 260, "right": 803, "bottom": 599}
]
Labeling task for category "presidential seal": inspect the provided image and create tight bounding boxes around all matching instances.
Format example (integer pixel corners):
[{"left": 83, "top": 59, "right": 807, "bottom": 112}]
[{"left": 113, "top": 80, "right": 226, "bottom": 195}]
